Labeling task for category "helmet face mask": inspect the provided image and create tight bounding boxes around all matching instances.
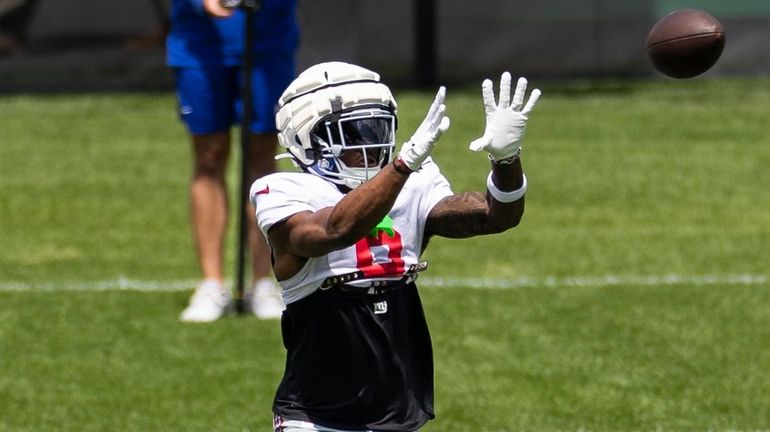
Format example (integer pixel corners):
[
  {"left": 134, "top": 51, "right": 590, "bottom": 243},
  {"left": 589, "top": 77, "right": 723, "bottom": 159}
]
[
  {"left": 275, "top": 62, "right": 399, "bottom": 190},
  {"left": 309, "top": 106, "right": 396, "bottom": 189}
]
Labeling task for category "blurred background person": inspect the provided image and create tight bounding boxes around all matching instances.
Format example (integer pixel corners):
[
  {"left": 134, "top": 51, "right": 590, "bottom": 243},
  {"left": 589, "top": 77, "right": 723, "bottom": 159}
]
[
  {"left": 167, "top": 0, "right": 299, "bottom": 322},
  {"left": 0, "top": 0, "right": 37, "bottom": 56}
]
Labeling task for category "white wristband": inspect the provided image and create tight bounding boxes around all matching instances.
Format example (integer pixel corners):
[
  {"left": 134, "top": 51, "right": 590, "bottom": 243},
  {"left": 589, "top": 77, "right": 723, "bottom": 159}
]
[{"left": 486, "top": 172, "right": 527, "bottom": 203}]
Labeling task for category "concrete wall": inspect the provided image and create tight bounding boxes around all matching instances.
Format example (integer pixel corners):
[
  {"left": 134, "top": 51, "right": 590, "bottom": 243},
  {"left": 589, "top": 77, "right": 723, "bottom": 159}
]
[{"left": 22, "top": 0, "right": 770, "bottom": 85}]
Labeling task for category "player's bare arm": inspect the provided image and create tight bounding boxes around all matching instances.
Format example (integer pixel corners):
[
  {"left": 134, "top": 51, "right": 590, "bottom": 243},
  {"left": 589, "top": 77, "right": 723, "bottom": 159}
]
[
  {"left": 268, "top": 162, "right": 409, "bottom": 259},
  {"left": 426, "top": 159, "right": 525, "bottom": 238},
  {"left": 427, "top": 72, "right": 540, "bottom": 240}
]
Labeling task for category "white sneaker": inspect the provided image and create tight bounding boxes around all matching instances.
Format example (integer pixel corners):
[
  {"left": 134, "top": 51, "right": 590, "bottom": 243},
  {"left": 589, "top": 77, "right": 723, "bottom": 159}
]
[
  {"left": 247, "top": 278, "right": 285, "bottom": 320},
  {"left": 180, "top": 279, "right": 232, "bottom": 322}
]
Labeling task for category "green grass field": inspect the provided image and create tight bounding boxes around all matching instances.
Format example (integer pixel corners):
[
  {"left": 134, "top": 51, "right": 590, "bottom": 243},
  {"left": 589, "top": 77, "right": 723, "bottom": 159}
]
[{"left": 2, "top": 77, "right": 770, "bottom": 431}]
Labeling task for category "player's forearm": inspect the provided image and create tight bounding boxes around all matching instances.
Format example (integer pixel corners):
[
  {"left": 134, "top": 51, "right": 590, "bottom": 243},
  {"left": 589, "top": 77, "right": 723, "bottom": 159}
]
[
  {"left": 486, "top": 159, "right": 526, "bottom": 229},
  {"left": 322, "top": 163, "right": 409, "bottom": 247},
  {"left": 425, "top": 159, "right": 525, "bottom": 238}
]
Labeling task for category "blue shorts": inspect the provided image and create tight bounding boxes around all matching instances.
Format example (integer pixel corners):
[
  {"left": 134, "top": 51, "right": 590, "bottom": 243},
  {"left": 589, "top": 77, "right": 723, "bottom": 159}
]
[{"left": 174, "top": 53, "right": 295, "bottom": 135}]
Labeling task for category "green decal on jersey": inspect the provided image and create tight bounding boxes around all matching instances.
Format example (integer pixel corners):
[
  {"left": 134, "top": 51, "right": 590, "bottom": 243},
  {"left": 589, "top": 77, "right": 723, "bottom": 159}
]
[{"left": 369, "top": 215, "right": 395, "bottom": 237}]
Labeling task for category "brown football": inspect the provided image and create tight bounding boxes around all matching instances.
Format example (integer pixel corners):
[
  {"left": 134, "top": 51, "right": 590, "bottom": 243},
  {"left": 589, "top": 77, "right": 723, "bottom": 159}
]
[{"left": 646, "top": 9, "right": 726, "bottom": 79}]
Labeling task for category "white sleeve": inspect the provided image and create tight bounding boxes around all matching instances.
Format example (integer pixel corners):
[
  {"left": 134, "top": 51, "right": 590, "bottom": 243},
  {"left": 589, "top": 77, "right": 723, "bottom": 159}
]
[
  {"left": 419, "top": 157, "right": 454, "bottom": 213},
  {"left": 250, "top": 174, "right": 316, "bottom": 235}
]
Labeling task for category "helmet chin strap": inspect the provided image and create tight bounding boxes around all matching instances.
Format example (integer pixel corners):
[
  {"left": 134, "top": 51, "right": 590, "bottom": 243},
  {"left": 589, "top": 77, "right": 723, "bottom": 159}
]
[
  {"left": 341, "top": 177, "right": 364, "bottom": 190},
  {"left": 274, "top": 152, "right": 294, "bottom": 161},
  {"left": 305, "top": 157, "right": 376, "bottom": 191}
]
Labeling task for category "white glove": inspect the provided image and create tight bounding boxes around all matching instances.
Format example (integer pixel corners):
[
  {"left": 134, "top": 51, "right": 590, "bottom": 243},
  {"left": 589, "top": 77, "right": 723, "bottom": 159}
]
[
  {"left": 469, "top": 72, "right": 541, "bottom": 161},
  {"left": 397, "top": 86, "right": 451, "bottom": 170}
]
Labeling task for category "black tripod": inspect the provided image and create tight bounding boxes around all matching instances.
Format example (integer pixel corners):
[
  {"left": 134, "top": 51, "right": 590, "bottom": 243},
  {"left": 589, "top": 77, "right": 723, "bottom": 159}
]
[{"left": 225, "top": 0, "right": 262, "bottom": 313}]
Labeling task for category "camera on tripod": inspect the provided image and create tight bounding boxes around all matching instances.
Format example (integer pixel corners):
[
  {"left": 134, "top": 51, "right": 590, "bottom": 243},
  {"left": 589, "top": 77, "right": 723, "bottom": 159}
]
[{"left": 220, "top": 0, "right": 262, "bottom": 10}]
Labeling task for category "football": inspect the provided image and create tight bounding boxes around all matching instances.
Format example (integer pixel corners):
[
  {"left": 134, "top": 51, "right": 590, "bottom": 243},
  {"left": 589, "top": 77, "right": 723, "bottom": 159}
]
[{"left": 646, "top": 9, "right": 726, "bottom": 79}]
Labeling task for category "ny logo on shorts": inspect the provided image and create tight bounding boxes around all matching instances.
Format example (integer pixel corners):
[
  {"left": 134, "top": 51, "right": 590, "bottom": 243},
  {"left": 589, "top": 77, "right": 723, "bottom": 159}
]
[{"left": 373, "top": 300, "right": 388, "bottom": 315}]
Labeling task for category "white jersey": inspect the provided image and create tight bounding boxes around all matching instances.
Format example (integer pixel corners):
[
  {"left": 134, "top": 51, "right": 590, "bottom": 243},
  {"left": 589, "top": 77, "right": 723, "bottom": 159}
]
[{"left": 250, "top": 159, "right": 453, "bottom": 304}]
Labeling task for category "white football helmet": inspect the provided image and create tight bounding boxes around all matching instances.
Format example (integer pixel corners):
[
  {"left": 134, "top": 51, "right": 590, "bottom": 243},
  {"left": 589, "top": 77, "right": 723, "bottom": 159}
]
[{"left": 275, "top": 62, "right": 398, "bottom": 189}]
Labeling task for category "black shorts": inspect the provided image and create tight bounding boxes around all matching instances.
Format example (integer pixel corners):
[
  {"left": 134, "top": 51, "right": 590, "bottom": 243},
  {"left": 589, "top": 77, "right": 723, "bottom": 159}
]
[{"left": 273, "top": 281, "right": 435, "bottom": 431}]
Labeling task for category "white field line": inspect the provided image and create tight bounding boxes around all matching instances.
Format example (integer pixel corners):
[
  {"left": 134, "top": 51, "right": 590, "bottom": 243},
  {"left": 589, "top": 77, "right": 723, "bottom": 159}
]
[
  {"left": 0, "top": 278, "right": 200, "bottom": 292},
  {"left": 0, "top": 274, "right": 768, "bottom": 292},
  {"left": 419, "top": 273, "right": 769, "bottom": 289}
]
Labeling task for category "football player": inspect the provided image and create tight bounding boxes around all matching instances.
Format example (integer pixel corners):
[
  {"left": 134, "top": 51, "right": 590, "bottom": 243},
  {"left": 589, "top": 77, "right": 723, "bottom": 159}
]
[{"left": 251, "top": 62, "right": 540, "bottom": 431}]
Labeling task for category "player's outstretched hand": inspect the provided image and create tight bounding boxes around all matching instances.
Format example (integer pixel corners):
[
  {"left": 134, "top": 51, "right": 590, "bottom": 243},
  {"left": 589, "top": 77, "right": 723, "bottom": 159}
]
[
  {"left": 398, "top": 86, "right": 451, "bottom": 171},
  {"left": 469, "top": 72, "right": 541, "bottom": 161}
]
